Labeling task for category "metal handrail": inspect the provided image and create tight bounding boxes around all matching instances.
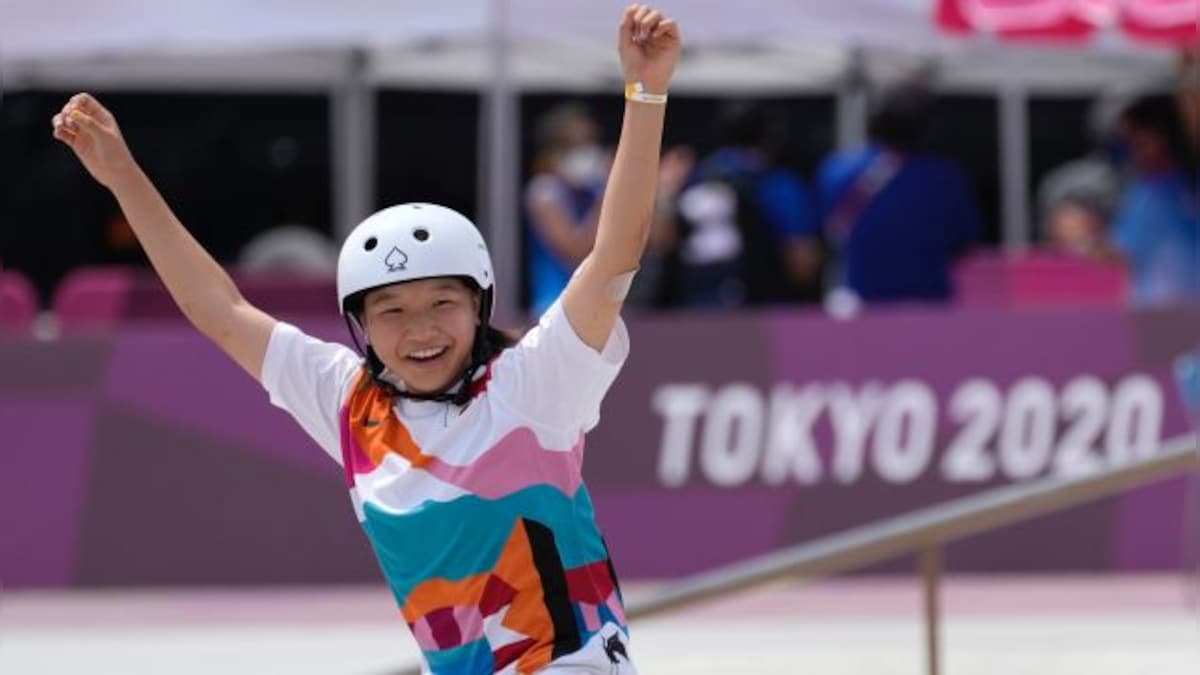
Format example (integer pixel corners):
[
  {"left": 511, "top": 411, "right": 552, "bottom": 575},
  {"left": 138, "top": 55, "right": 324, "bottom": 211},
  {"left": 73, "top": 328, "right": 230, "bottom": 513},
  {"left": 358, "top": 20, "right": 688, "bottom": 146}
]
[
  {"left": 386, "top": 433, "right": 1198, "bottom": 675},
  {"left": 626, "top": 433, "right": 1198, "bottom": 621}
]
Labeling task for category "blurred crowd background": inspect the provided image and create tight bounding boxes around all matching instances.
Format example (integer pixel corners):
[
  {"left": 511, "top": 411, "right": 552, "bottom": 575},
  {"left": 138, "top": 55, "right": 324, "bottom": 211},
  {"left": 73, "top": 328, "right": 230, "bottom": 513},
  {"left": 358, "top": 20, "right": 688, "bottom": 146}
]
[{"left": 2, "top": 49, "right": 1196, "bottom": 326}]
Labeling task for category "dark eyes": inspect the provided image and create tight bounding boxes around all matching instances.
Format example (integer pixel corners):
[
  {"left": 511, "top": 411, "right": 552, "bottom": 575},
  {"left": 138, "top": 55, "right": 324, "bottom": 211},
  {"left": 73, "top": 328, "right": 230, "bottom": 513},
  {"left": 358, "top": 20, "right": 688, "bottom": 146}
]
[{"left": 376, "top": 298, "right": 455, "bottom": 315}]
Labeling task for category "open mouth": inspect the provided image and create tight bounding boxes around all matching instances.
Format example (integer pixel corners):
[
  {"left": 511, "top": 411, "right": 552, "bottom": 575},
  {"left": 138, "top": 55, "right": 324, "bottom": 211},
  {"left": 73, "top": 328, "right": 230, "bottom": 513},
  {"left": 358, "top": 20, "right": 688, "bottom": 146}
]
[{"left": 407, "top": 346, "right": 449, "bottom": 365}]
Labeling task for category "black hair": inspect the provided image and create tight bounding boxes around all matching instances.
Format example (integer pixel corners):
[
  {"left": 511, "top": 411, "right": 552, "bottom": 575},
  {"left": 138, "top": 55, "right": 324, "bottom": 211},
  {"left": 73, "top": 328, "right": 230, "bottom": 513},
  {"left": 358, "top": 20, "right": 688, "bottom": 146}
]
[
  {"left": 533, "top": 102, "right": 596, "bottom": 153},
  {"left": 868, "top": 86, "right": 933, "bottom": 153},
  {"left": 343, "top": 277, "right": 518, "bottom": 407},
  {"left": 1120, "top": 93, "right": 1195, "bottom": 173},
  {"left": 716, "top": 101, "right": 789, "bottom": 156}
]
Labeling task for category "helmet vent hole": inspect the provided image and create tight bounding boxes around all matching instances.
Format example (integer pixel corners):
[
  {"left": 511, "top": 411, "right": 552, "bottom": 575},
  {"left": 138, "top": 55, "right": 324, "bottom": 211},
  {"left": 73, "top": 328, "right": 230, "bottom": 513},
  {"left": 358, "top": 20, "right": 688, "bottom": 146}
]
[
  {"left": 413, "top": 228, "right": 430, "bottom": 242},
  {"left": 364, "top": 236, "right": 378, "bottom": 251}
]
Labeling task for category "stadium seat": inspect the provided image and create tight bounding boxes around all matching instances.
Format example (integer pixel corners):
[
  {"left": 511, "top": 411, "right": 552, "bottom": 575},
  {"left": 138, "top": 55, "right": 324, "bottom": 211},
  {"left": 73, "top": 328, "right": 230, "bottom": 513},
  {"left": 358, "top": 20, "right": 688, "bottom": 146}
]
[
  {"left": 53, "top": 265, "right": 338, "bottom": 329},
  {"left": 51, "top": 266, "right": 139, "bottom": 328},
  {"left": 954, "top": 250, "right": 1127, "bottom": 309}
]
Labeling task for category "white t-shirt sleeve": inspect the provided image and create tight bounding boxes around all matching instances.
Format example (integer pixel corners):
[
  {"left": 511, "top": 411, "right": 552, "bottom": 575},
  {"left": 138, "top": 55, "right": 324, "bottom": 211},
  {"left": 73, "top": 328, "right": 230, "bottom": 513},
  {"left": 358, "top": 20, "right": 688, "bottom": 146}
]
[
  {"left": 490, "top": 299, "right": 629, "bottom": 433},
  {"left": 260, "top": 322, "right": 363, "bottom": 465}
]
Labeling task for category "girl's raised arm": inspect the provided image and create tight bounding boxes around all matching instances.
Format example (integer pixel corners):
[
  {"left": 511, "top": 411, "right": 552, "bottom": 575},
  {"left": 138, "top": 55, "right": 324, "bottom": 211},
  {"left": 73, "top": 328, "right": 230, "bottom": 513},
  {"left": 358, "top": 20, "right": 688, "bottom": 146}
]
[
  {"left": 560, "top": 4, "right": 680, "bottom": 350},
  {"left": 53, "top": 93, "right": 277, "bottom": 381}
]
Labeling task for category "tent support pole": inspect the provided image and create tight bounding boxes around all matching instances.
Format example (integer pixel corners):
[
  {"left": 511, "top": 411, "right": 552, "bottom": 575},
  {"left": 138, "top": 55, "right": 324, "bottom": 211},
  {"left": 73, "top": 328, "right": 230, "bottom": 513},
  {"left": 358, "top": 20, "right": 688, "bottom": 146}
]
[
  {"left": 998, "top": 77, "right": 1030, "bottom": 251},
  {"left": 836, "top": 48, "right": 868, "bottom": 150},
  {"left": 331, "top": 48, "right": 375, "bottom": 240},
  {"left": 478, "top": 0, "right": 521, "bottom": 323}
]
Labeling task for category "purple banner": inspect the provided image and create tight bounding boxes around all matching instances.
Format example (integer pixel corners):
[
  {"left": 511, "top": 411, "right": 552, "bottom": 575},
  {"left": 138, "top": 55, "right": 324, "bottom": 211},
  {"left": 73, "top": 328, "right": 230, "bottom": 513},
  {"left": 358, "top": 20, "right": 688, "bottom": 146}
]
[{"left": 2, "top": 306, "right": 1197, "bottom": 588}]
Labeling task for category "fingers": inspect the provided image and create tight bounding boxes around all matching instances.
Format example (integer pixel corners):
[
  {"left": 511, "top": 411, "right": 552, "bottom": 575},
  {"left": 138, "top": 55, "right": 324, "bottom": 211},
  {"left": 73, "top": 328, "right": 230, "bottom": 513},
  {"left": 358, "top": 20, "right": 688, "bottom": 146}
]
[
  {"left": 620, "top": 5, "right": 677, "bottom": 46},
  {"left": 51, "top": 105, "right": 101, "bottom": 152},
  {"left": 620, "top": 4, "right": 638, "bottom": 29},
  {"left": 51, "top": 112, "right": 79, "bottom": 145},
  {"left": 68, "top": 92, "right": 114, "bottom": 124},
  {"left": 66, "top": 108, "right": 102, "bottom": 139},
  {"left": 51, "top": 92, "right": 112, "bottom": 139},
  {"left": 620, "top": 5, "right": 658, "bottom": 41},
  {"left": 51, "top": 118, "right": 78, "bottom": 146},
  {"left": 54, "top": 94, "right": 103, "bottom": 129},
  {"left": 619, "top": 5, "right": 638, "bottom": 43},
  {"left": 633, "top": 6, "right": 660, "bottom": 43},
  {"left": 653, "top": 18, "right": 678, "bottom": 41}
]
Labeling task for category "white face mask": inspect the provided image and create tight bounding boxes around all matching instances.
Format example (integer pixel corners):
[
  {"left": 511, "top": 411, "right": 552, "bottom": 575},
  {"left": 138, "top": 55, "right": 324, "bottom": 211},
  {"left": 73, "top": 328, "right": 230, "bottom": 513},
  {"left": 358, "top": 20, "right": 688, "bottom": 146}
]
[{"left": 558, "top": 145, "right": 606, "bottom": 186}]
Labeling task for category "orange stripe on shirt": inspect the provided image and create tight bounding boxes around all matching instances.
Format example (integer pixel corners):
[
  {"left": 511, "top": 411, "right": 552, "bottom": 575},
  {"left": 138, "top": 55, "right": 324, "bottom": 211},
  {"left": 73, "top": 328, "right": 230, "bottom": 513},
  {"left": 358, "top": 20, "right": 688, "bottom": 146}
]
[{"left": 346, "top": 370, "right": 436, "bottom": 469}]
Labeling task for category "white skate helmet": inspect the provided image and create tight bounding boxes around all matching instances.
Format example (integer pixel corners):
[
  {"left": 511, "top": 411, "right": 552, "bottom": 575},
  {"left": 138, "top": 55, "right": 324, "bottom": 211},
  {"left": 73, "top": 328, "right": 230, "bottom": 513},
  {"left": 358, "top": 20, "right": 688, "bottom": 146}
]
[{"left": 336, "top": 203, "right": 494, "bottom": 321}]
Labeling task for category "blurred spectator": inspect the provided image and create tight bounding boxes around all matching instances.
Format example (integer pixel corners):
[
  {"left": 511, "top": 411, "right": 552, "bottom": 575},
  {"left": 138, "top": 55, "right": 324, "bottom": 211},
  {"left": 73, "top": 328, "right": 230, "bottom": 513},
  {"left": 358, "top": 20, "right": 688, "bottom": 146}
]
[
  {"left": 668, "top": 102, "right": 820, "bottom": 308},
  {"left": 1037, "top": 91, "right": 1130, "bottom": 260},
  {"left": 1109, "top": 93, "right": 1200, "bottom": 305},
  {"left": 817, "top": 82, "right": 981, "bottom": 304},
  {"left": 523, "top": 103, "right": 607, "bottom": 317},
  {"left": 1042, "top": 199, "right": 1115, "bottom": 260},
  {"left": 624, "top": 144, "right": 693, "bottom": 310},
  {"left": 238, "top": 224, "right": 338, "bottom": 277}
]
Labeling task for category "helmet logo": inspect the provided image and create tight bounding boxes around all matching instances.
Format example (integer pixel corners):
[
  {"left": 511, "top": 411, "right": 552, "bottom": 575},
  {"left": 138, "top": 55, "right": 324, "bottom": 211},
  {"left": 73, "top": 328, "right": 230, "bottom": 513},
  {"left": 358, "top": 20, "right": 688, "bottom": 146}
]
[{"left": 384, "top": 247, "right": 409, "bottom": 272}]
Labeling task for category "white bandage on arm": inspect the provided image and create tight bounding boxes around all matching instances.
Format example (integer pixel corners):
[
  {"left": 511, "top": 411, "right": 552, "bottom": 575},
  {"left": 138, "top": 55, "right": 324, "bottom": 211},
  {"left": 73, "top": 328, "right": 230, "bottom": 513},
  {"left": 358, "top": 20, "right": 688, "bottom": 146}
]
[
  {"left": 606, "top": 268, "right": 638, "bottom": 302},
  {"left": 569, "top": 258, "right": 639, "bottom": 303}
]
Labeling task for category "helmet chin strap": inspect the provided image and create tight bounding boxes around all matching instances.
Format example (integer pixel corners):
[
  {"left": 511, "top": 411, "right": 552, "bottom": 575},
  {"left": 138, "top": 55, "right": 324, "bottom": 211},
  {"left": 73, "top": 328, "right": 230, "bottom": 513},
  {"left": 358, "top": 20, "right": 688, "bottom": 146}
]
[{"left": 344, "top": 312, "right": 490, "bottom": 407}]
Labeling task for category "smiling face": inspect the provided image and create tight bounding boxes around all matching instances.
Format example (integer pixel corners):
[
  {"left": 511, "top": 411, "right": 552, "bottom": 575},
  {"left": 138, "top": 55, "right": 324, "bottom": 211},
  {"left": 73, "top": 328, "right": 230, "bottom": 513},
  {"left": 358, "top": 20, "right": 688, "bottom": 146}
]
[{"left": 361, "top": 277, "right": 482, "bottom": 395}]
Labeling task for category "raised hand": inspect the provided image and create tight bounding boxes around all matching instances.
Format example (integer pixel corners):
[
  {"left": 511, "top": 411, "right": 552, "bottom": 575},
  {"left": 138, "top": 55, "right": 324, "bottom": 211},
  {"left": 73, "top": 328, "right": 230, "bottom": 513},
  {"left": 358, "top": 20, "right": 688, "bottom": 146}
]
[
  {"left": 617, "top": 4, "right": 682, "bottom": 95},
  {"left": 51, "top": 93, "right": 138, "bottom": 190}
]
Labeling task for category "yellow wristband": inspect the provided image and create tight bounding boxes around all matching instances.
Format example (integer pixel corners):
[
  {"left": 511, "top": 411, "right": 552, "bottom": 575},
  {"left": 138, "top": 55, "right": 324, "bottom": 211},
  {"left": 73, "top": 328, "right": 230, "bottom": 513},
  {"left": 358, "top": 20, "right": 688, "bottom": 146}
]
[{"left": 625, "top": 82, "right": 668, "bottom": 105}]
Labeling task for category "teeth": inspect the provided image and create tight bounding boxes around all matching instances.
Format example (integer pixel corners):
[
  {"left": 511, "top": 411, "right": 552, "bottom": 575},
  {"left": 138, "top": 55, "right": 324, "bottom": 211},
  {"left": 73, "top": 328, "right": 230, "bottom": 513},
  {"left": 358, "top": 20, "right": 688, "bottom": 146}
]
[{"left": 409, "top": 347, "right": 447, "bottom": 360}]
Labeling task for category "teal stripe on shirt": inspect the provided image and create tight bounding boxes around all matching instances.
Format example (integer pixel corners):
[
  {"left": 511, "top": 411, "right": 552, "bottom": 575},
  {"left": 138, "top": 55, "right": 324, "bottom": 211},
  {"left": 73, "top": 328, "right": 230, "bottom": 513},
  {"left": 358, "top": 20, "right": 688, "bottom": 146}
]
[{"left": 360, "top": 484, "right": 608, "bottom": 600}]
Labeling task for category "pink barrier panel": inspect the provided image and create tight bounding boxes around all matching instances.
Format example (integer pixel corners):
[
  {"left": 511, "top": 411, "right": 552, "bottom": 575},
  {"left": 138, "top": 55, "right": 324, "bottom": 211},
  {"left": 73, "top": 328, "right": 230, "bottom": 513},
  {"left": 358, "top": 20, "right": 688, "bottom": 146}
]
[
  {"left": 0, "top": 272, "right": 39, "bottom": 330},
  {"left": 2, "top": 304, "right": 1197, "bottom": 587},
  {"left": 955, "top": 251, "right": 1127, "bottom": 309}
]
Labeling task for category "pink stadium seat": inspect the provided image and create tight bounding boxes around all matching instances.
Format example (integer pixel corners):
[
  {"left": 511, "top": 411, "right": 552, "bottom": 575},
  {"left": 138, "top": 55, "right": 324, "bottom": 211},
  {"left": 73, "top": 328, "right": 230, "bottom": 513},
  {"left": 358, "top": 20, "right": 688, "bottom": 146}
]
[
  {"left": 51, "top": 266, "right": 139, "bottom": 328},
  {"left": 53, "top": 265, "right": 337, "bottom": 329},
  {"left": 0, "top": 271, "right": 39, "bottom": 330},
  {"left": 954, "top": 250, "right": 1127, "bottom": 309}
]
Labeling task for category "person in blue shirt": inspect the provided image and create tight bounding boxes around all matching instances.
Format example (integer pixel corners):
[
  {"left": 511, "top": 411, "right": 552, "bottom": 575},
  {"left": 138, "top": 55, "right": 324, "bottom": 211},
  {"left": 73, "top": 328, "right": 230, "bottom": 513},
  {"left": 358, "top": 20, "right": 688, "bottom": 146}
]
[
  {"left": 1109, "top": 94, "right": 1200, "bottom": 305},
  {"left": 524, "top": 103, "right": 608, "bottom": 317},
  {"left": 817, "top": 84, "right": 981, "bottom": 304},
  {"left": 669, "top": 102, "right": 821, "bottom": 307}
]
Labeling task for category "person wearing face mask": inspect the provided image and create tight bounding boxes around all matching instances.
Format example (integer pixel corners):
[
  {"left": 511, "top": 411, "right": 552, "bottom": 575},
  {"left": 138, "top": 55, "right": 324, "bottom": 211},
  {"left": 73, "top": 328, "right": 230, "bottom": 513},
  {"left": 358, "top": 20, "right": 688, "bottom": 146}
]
[
  {"left": 524, "top": 103, "right": 609, "bottom": 317},
  {"left": 52, "top": 5, "right": 681, "bottom": 671}
]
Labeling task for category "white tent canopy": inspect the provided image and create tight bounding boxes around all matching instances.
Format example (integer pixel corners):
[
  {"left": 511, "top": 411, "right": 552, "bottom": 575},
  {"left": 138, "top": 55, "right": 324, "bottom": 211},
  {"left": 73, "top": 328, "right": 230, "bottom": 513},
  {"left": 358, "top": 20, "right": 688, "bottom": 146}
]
[
  {"left": 2, "top": 0, "right": 1177, "bottom": 92},
  {"left": 1, "top": 0, "right": 1184, "bottom": 318}
]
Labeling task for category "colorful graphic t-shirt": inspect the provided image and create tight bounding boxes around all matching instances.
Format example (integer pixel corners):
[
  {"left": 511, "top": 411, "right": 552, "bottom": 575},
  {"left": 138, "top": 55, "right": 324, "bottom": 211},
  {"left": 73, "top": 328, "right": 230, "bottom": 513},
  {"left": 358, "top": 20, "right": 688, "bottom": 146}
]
[{"left": 261, "top": 301, "right": 636, "bottom": 674}]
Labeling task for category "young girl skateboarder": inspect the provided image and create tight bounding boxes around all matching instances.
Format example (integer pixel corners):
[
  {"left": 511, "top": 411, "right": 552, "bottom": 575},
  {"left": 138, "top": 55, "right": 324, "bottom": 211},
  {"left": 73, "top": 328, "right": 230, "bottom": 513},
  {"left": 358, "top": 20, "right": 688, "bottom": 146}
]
[{"left": 53, "top": 5, "right": 680, "bottom": 674}]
